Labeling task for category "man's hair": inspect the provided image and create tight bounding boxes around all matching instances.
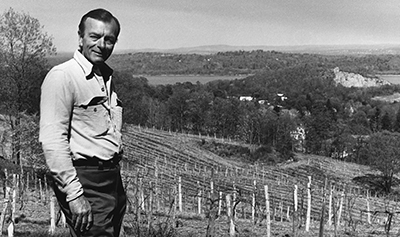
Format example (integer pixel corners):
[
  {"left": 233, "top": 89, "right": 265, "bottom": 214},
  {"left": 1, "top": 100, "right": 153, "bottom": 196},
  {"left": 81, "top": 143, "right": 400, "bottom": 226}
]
[{"left": 78, "top": 8, "right": 120, "bottom": 38}]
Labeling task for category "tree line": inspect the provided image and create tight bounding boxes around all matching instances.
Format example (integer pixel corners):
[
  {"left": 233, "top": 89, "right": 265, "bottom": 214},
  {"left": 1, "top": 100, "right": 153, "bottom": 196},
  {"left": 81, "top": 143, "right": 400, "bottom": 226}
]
[{"left": 108, "top": 49, "right": 400, "bottom": 76}]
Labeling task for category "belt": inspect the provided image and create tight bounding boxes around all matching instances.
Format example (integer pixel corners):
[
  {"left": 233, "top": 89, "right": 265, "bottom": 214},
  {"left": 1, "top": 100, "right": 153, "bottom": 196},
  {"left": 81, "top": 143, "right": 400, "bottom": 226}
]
[{"left": 73, "top": 153, "right": 122, "bottom": 170}]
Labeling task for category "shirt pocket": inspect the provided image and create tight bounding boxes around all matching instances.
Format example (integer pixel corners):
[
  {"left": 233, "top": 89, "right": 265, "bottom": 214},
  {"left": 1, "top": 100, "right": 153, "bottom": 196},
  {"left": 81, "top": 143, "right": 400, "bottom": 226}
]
[{"left": 74, "top": 96, "right": 110, "bottom": 136}]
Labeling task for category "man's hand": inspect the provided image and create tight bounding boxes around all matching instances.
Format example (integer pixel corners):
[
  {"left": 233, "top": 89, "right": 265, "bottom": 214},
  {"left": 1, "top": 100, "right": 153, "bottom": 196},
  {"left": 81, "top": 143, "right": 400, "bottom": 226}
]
[{"left": 69, "top": 195, "right": 93, "bottom": 233}]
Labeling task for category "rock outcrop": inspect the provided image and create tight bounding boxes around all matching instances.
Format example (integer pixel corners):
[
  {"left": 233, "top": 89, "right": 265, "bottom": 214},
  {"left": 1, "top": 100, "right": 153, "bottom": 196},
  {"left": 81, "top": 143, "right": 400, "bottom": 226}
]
[{"left": 333, "top": 67, "right": 391, "bottom": 88}]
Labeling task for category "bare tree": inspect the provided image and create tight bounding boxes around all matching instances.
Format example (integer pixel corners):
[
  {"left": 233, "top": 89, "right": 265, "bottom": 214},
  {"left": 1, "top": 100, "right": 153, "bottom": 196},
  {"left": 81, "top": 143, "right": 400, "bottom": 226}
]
[
  {"left": 360, "top": 131, "right": 400, "bottom": 194},
  {"left": 0, "top": 8, "right": 56, "bottom": 166}
]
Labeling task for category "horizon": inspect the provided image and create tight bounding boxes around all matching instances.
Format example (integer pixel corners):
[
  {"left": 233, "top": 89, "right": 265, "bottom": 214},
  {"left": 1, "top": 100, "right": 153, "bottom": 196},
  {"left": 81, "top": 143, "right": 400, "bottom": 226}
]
[{"left": 49, "top": 43, "right": 400, "bottom": 56}]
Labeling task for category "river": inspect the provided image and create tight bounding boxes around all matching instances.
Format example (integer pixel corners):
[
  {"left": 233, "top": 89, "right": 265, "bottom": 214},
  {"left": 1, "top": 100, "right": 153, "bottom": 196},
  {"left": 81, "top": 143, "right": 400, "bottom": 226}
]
[
  {"left": 379, "top": 75, "right": 400, "bottom": 85},
  {"left": 136, "top": 75, "right": 249, "bottom": 85}
]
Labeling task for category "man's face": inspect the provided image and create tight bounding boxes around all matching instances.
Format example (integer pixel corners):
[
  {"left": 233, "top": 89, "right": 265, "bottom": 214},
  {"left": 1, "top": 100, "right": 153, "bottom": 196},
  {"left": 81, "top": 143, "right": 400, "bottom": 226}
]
[{"left": 79, "top": 17, "right": 118, "bottom": 65}]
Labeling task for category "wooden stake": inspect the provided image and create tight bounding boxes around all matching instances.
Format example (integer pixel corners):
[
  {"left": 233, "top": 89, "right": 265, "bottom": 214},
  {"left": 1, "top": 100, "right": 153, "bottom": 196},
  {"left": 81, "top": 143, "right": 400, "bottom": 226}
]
[
  {"left": 252, "top": 180, "right": 256, "bottom": 223},
  {"left": 3, "top": 169, "right": 7, "bottom": 199},
  {"left": 233, "top": 181, "right": 237, "bottom": 218},
  {"left": 178, "top": 176, "right": 182, "bottom": 212},
  {"left": 196, "top": 181, "right": 202, "bottom": 215},
  {"left": 26, "top": 172, "right": 29, "bottom": 193},
  {"left": 264, "top": 185, "right": 271, "bottom": 237},
  {"left": 11, "top": 175, "right": 16, "bottom": 224},
  {"left": 0, "top": 187, "right": 11, "bottom": 235},
  {"left": 39, "top": 178, "right": 42, "bottom": 201},
  {"left": 154, "top": 159, "right": 160, "bottom": 212},
  {"left": 218, "top": 191, "right": 222, "bottom": 216},
  {"left": 44, "top": 175, "right": 48, "bottom": 204},
  {"left": 366, "top": 190, "right": 371, "bottom": 224},
  {"left": 306, "top": 176, "right": 312, "bottom": 232},
  {"left": 337, "top": 188, "right": 345, "bottom": 229},
  {"left": 49, "top": 195, "right": 56, "bottom": 234},
  {"left": 294, "top": 185, "right": 298, "bottom": 212},
  {"left": 328, "top": 185, "right": 333, "bottom": 226},
  {"left": 226, "top": 194, "right": 235, "bottom": 237},
  {"left": 7, "top": 222, "right": 14, "bottom": 237},
  {"left": 318, "top": 178, "right": 327, "bottom": 237},
  {"left": 34, "top": 171, "right": 37, "bottom": 192},
  {"left": 139, "top": 178, "right": 145, "bottom": 211}
]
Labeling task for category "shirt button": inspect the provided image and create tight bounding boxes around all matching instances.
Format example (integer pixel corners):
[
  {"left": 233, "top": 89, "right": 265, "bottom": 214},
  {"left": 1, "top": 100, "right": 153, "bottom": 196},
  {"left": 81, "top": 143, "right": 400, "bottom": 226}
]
[
  {"left": 94, "top": 108, "right": 97, "bottom": 112},
  {"left": 101, "top": 87, "right": 105, "bottom": 92}
]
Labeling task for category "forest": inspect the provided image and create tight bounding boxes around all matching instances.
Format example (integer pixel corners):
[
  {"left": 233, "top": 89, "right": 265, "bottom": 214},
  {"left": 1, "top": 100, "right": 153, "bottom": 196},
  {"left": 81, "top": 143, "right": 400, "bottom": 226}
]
[
  {"left": 111, "top": 51, "right": 400, "bottom": 153},
  {"left": 107, "top": 51, "right": 400, "bottom": 194}
]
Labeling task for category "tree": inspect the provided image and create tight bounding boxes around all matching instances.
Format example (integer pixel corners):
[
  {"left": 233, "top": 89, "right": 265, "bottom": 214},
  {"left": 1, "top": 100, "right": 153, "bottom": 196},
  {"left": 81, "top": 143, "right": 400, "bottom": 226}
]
[
  {"left": 185, "top": 89, "right": 213, "bottom": 134},
  {"left": 381, "top": 112, "right": 392, "bottom": 131},
  {"left": 360, "top": 131, "right": 400, "bottom": 194},
  {"left": 166, "top": 86, "right": 191, "bottom": 132},
  {"left": 331, "top": 127, "right": 356, "bottom": 161},
  {"left": 0, "top": 8, "right": 56, "bottom": 165},
  {"left": 207, "top": 97, "right": 242, "bottom": 138},
  {"left": 114, "top": 73, "right": 153, "bottom": 125},
  {"left": 275, "top": 111, "right": 298, "bottom": 159},
  {"left": 304, "top": 101, "right": 337, "bottom": 155},
  {"left": 393, "top": 109, "right": 400, "bottom": 132},
  {"left": 349, "top": 110, "right": 370, "bottom": 135},
  {"left": 368, "top": 107, "right": 381, "bottom": 132}
]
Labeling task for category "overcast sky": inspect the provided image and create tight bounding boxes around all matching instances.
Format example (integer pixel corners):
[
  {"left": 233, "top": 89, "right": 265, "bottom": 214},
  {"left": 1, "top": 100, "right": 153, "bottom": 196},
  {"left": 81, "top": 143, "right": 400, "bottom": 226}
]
[{"left": 1, "top": 0, "right": 400, "bottom": 52}]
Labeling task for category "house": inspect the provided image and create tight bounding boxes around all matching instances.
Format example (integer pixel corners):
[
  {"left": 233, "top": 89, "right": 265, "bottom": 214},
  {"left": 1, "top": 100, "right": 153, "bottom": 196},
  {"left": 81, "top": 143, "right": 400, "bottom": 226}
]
[
  {"left": 277, "top": 93, "right": 288, "bottom": 101},
  {"left": 239, "top": 96, "right": 254, "bottom": 102},
  {"left": 258, "top": 99, "right": 269, "bottom": 105}
]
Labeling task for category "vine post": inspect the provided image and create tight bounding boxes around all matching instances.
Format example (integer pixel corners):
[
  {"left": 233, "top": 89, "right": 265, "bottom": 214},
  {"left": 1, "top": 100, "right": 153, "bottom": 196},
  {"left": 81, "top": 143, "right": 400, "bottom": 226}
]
[
  {"left": 306, "top": 176, "right": 312, "bottom": 232},
  {"left": 264, "top": 185, "right": 271, "bottom": 237},
  {"left": 226, "top": 194, "right": 235, "bottom": 237}
]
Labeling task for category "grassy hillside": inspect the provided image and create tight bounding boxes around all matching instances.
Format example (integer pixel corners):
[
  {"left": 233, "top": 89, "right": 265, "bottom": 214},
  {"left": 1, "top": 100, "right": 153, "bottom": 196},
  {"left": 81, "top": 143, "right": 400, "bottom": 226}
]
[{"left": 123, "top": 124, "right": 376, "bottom": 189}]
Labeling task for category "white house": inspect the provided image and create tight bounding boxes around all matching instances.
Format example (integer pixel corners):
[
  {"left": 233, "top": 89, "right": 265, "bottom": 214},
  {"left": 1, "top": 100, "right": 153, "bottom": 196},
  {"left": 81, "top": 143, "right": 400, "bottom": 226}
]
[{"left": 239, "top": 96, "right": 254, "bottom": 101}]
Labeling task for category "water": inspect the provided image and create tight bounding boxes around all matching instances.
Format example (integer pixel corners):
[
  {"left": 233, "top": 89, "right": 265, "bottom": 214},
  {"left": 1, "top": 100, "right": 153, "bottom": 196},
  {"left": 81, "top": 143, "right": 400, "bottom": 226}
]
[
  {"left": 379, "top": 75, "right": 400, "bottom": 85},
  {"left": 140, "top": 74, "right": 399, "bottom": 86},
  {"left": 135, "top": 75, "right": 249, "bottom": 85}
]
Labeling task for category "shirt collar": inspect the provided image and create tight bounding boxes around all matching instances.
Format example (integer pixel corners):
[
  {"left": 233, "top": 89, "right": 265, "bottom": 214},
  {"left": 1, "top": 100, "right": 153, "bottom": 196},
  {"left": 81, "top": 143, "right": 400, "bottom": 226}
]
[{"left": 73, "top": 50, "right": 114, "bottom": 79}]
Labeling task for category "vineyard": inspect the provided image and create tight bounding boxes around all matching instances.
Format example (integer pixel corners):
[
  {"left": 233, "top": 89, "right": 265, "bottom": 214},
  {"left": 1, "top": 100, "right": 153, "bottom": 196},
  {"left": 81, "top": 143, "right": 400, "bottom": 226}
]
[{"left": 1, "top": 124, "right": 400, "bottom": 236}]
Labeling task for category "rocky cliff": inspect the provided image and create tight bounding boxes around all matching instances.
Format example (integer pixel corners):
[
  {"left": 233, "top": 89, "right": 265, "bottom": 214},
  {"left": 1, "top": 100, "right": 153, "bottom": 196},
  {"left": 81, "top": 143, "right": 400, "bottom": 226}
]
[{"left": 333, "top": 67, "right": 391, "bottom": 88}]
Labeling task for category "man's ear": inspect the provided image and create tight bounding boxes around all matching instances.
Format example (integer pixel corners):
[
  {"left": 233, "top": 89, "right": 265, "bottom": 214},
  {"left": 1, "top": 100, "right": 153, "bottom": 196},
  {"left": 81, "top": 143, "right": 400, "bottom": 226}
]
[{"left": 78, "top": 32, "right": 83, "bottom": 48}]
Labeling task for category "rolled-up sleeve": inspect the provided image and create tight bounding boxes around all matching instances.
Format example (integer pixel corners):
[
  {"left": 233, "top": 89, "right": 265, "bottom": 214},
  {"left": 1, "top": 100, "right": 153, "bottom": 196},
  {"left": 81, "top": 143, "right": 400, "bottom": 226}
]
[{"left": 39, "top": 69, "right": 83, "bottom": 202}]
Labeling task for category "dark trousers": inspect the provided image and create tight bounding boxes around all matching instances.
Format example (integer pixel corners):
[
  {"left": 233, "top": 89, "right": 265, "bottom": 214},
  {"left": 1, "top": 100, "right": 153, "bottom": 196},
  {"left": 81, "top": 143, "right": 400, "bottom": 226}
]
[{"left": 54, "top": 165, "right": 126, "bottom": 237}]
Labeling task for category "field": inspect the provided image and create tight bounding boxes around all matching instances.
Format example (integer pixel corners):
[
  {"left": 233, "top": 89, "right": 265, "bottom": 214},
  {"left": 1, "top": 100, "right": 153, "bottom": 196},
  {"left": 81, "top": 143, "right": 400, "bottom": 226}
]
[{"left": 2, "top": 125, "right": 400, "bottom": 236}]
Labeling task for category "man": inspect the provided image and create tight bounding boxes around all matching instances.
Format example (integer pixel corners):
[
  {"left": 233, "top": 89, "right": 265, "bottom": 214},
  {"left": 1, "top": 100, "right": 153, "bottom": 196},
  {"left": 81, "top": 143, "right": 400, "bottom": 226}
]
[{"left": 39, "top": 8, "right": 126, "bottom": 236}]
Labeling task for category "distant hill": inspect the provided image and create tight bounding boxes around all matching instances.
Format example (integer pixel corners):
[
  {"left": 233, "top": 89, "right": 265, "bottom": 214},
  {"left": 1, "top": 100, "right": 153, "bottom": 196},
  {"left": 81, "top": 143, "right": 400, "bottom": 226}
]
[
  {"left": 50, "top": 44, "right": 400, "bottom": 65},
  {"left": 116, "top": 44, "right": 400, "bottom": 55}
]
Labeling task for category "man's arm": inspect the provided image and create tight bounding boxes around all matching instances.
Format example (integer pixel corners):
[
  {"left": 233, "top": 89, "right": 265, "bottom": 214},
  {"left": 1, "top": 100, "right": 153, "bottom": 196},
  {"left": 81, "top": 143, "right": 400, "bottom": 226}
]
[
  {"left": 39, "top": 69, "right": 92, "bottom": 232},
  {"left": 39, "top": 69, "right": 83, "bottom": 201}
]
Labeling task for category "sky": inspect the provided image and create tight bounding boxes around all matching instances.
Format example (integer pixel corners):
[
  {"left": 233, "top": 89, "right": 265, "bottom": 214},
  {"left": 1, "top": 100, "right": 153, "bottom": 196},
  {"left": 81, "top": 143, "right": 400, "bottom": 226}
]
[{"left": 1, "top": 0, "right": 400, "bottom": 52}]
